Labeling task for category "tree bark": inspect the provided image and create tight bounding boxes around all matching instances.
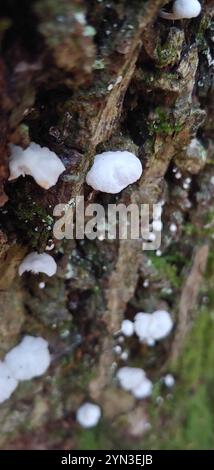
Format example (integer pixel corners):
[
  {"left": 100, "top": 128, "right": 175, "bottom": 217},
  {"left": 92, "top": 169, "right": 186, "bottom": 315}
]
[{"left": 0, "top": 0, "right": 214, "bottom": 449}]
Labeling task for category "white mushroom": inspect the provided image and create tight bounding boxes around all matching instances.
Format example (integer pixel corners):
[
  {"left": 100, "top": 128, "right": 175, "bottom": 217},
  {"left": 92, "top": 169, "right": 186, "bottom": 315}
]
[
  {"left": 134, "top": 310, "right": 173, "bottom": 344},
  {"left": 9, "top": 142, "right": 65, "bottom": 189},
  {"left": 148, "top": 310, "right": 173, "bottom": 341},
  {"left": 134, "top": 312, "right": 152, "bottom": 343},
  {"left": 18, "top": 252, "right": 57, "bottom": 277},
  {"left": 169, "top": 223, "right": 177, "bottom": 233},
  {"left": 0, "top": 361, "right": 18, "bottom": 404},
  {"left": 76, "top": 402, "right": 101, "bottom": 428},
  {"left": 5, "top": 335, "right": 51, "bottom": 381},
  {"left": 132, "top": 377, "right": 153, "bottom": 399},
  {"left": 116, "top": 367, "right": 145, "bottom": 392},
  {"left": 117, "top": 366, "right": 153, "bottom": 400},
  {"left": 86, "top": 150, "right": 142, "bottom": 194},
  {"left": 164, "top": 374, "right": 175, "bottom": 388},
  {"left": 121, "top": 319, "right": 134, "bottom": 337},
  {"left": 159, "top": 0, "right": 201, "bottom": 20}
]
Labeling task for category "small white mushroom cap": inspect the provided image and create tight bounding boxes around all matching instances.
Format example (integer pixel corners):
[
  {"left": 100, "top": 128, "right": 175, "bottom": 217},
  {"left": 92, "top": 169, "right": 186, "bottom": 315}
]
[
  {"left": 0, "top": 361, "right": 18, "bottom": 404},
  {"left": 132, "top": 377, "right": 153, "bottom": 399},
  {"left": 134, "top": 310, "right": 173, "bottom": 344},
  {"left": 86, "top": 150, "right": 142, "bottom": 194},
  {"left": 150, "top": 310, "right": 173, "bottom": 340},
  {"left": 116, "top": 367, "right": 145, "bottom": 392},
  {"left": 9, "top": 143, "right": 65, "bottom": 189},
  {"left": 76, "top": 402, "right": 101, "bottom": 428},
  {"left": 121, "top": 319, "right": 134, "bottom": 337},
  {"left": 164, "top": 374, "right": 175, "bottom": 388},
  {"left": 18, "top": 252, "right": 57, "bottom": 277},
  {"left": 5, "top": 335, "right": 51, "bottom": 381},
  {"left": 134, "top": 313, "right": 152, "bottom": 343},
  {"left": 160, "top": 0, "right": 201, "bottom": 20}
]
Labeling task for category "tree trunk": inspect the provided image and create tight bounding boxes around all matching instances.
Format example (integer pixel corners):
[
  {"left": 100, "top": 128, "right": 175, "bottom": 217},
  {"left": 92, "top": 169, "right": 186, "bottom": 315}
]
[{"left": 0, "top": 0, "right": 214, "bottom": 450}]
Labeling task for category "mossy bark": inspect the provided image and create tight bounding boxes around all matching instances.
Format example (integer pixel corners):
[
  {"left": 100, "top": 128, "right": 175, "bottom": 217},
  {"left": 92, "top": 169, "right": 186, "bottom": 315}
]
[{"left": 0, "top": 0, "right": 214, "bottom": 449}]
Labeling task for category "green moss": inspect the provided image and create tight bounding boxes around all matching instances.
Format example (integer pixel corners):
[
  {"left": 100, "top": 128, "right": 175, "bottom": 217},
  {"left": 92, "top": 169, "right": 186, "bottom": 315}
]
[
  {"left": 2, "top": 182, "right": 53, "bottom": 248},
  {"left": 148, "top": 252, "right": 182, "bottom": 289},
  {"left": 148, "top": 107, "right": 183, "bottom": 137}
]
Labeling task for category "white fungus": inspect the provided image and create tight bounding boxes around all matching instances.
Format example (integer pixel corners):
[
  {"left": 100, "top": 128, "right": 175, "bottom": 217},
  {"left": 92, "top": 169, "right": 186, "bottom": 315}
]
[
  {"left": 120, "top": 350, "right": 129, "bottom": 361},
  {"left": 164, "top": 374, "right": 175, "bottom": 388},
  {"left": 76, "top": 402, "right": 101, "bottom": 428},
  {"left": 9, "top": 142, "right": 65, "bottom": 189},
  {"left": 18, "top": 252, "right": 57, "bottom": 277},
  {"left": 159, "top": 0, "right": 201, "bottom": 20},
  {"left": 134, "top": 313, "right": 151, "bottom": 344},
  {"left": 39, "top": 281, "right": 45, "bottom": 289},
  {"left": 169, "top": 223, "right": 177, "bottom": 233},
  {"left": 132, "top": 377, "right": 153, "bottom": 400},
  {"left": 175, "top": 171, "right": 182, "bottom": 179},
  {"left": 117, "top": 367, "right": 153, "bottom": 400},
  {"left": 5, "top": 335, "right": 51, "bottom": 381},
  {"left": 121, "top": 319, "right": 134, "bottom": 337},
  {"left": 113, "top": 345, "right": 122, "bottom": 355},
  {"left": 156, "top": 249, "right": 162, "bottom": 257},
  {"left": 134, "top": 310, "right": 173, "bottom": 344},
  {"left": 86, "top": 150, "right": 142, "bottom": 194},
  {"left": 116, "top": 367, "right": 145, "bottom": 392},
  {"left": 0, "top": 361, "right": 18, "bottom": 404}
]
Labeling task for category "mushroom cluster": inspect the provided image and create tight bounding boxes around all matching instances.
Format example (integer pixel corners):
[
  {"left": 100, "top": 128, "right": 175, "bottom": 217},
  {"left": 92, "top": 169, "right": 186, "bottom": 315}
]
[
  {"left": 117, "top": 367, "right": 153, "bottom": 399},
  {"left": 134, "top": 310, "right": 173, "bottom": 346}
]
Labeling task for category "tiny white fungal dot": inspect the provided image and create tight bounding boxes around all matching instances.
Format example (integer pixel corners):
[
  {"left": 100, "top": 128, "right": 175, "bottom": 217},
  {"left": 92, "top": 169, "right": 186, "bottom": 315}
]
[
  {"left": 120, "top": 351, "right": 129, "bottom": 361},
  {"left": 121, "top": 319, "right": 134, "bottom": 337},
  {"left": 156, "top": 250, "right": 162, "bottom": 257},
  {"left": 113, "top": 345, "right": 122, "bottom": 355},
  {"left": 39, "top": 282, "right": 45, "bottom": 289},
  {"left": 169, "top": 223, "right": 177, "bottom": 233},
  {"left": 118, "top": 336, "right": 125, "bottom": 344},
  {"left": 164, "top": 374, "right": 175, "bottom": 388}
]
